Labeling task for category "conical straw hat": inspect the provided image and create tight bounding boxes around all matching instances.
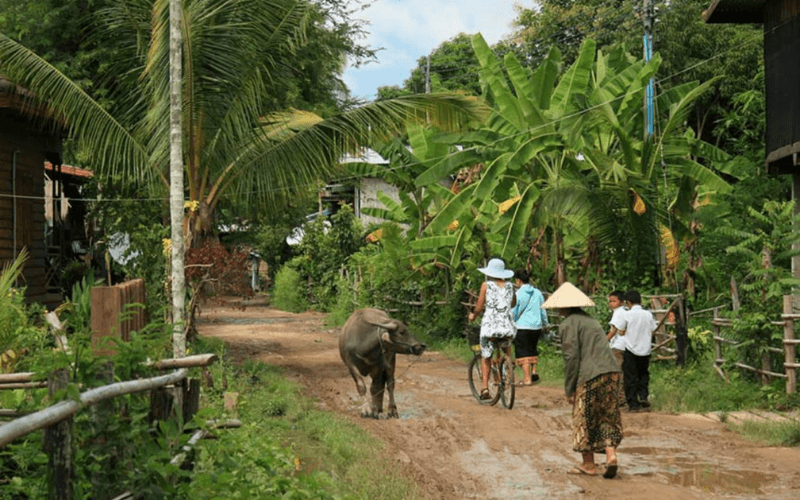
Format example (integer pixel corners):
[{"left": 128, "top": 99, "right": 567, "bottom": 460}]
[{"left": 541, "top": 282, "right": 595, "bottom": 309}]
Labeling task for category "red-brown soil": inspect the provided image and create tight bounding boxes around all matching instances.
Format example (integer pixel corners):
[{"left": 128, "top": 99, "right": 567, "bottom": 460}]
[{"left": 198, "top": 299, "right": 800, "bottom": 500}]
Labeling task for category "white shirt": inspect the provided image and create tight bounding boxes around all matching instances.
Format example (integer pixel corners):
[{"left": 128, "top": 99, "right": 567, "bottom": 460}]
[
  {"left": 608, "top": 306, "right": 627, "bottom": 350},
  {"left": 615, "top": 304, "right": 658, "bottom": 356}
]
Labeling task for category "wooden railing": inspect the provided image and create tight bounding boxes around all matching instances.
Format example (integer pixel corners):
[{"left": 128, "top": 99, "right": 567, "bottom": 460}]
[
  {"left": 711, "top": 295, "right": 800, "bottom": 394},
  {"left": 0, "top": 354, "right": 230, "bottom": 499},
  {"left": 0, "top": 279, "right": 236, "bottom": 499}
]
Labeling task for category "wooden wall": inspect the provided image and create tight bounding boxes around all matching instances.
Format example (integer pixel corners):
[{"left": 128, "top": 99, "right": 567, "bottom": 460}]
[{"left": 0, "top": 109, "right": 63, "bottom": 309}]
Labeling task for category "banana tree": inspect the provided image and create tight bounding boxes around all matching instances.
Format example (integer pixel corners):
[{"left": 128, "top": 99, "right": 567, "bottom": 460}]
[{"left": 412, "top": 33, "right": 732, "bottom": 290}]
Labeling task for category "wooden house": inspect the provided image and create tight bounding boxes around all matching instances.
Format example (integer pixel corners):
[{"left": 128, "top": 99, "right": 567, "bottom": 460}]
[
  {"left": 0, "top": 78, "right": 65, "bottom": 309},
  {"left": 704, "top": 0, "right": 800, "bottom": 174}
]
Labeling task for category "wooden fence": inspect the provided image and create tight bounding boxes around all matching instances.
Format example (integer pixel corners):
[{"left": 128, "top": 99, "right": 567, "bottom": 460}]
[
  {"left": 0, "top": 354, "right": 226, "bottom": 499},
  {"left": 643, "top": 294, "right": 689, "bottom": 364},
  {"left": 711, "top": 295, "right": 800, "bottom": 394},
  {"left": 0, "top": 279, "right": 236, "bottom": 499},
  {"left": 91, "top": 278, "right": 147, "bottom": 355}
]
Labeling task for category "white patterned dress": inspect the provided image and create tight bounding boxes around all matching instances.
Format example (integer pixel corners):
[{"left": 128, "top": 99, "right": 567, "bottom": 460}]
[{"left": 479, "top": 281, "right": 517, "bottom": 358}]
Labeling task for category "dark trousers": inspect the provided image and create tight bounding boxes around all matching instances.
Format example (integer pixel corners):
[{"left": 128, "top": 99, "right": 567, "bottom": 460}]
[{"left": 622, "top": 350, "right": 650, "bottom": 408}]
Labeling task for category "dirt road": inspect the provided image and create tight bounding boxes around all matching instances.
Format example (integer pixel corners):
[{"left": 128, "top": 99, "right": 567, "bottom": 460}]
[{"left": 198, "top": 301, "right": 800, "bottom": 500}]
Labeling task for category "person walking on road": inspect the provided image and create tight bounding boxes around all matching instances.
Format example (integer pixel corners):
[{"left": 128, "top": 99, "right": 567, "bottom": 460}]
[
  {"left": 468, "top": 258, "right": 517, "bottom": 400},
  {"left": 543, "top": 282, "right": 622, "bottom": 479},
  {"left": 616, "top": 290, "right": 658, "bottom": 412},
  {"left": 606, "top": 290, "right": 628, "bottom": 405},
  {"left": 513, "top": 268, "right": 548, "bottom": 385}
]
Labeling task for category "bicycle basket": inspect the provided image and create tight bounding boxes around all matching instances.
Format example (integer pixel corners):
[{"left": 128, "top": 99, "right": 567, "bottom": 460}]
[{"left": 467, "top": 325, "right": 480, "bottom": 347}]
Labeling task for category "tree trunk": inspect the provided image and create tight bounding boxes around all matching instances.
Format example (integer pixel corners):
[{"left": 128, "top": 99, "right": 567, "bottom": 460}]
[{"left": 169, "top": 0, "right": 186, "bottom": 358}]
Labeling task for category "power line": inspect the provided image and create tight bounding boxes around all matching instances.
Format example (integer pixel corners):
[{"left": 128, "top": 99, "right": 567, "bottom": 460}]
[{"left": 3, "top": 31, "right": 761, "bottom": 207}]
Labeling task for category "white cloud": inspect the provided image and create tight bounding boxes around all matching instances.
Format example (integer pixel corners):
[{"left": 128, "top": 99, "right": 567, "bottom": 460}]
[{"left": 343, "top": 0, "right": 532, "bottom": 99}]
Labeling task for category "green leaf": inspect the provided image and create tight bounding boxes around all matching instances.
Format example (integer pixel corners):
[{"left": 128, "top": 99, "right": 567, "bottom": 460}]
[
  {"left": 410, "top": 235, "right": 459, "bottom": 250},
  {"left": 551, "top": 38, "right": 596, "bottom": 119},
  {"left": 499, "top": 184, "right": 540, "bottom": 259}
]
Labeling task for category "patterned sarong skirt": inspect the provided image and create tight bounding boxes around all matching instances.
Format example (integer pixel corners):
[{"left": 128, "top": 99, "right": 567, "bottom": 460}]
[{"left": 572, "top": 372, "right": 623, "bottom": 453}]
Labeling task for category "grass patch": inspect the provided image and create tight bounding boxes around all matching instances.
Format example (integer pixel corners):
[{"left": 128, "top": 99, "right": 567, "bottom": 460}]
[
  {"left": 726, "top": 419, "right": 800, "bottom": 447},
  {"left": 192, "top": 346, "right": 419, "bottom": 500},
  {"left": 649, "top": 356, "right": 774, "bottom": 413}
]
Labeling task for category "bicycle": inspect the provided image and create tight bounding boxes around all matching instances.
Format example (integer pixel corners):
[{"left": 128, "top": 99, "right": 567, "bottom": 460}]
[{"left": 466, "top": 330, "right": 515, "bottom": 409}]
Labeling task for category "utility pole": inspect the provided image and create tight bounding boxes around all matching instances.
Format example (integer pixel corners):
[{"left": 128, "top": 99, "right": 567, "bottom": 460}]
[
  {"left": 642, "top": 0, "right": 656, "bottom": 138},
  {"left": 425, "top": 55, "right": 431, "bottom": 94}
]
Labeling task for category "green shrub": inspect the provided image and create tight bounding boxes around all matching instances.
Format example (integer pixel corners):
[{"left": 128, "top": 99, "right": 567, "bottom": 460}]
[
  {"left": 0, "top": 251, "right": 50, "bottom": 373},
  {"left": 271, "top": 265, "right": 308, "bottom": 313},
  {"left": 290, "top": 205, "right": 364, "bottom": 311},
  {"left": 325, "top": 275, "right": 357, "bottom": 327}
]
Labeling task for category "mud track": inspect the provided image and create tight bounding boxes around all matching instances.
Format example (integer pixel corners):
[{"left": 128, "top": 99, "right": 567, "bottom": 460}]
[{"left": 198, "top": 300, "right": 800, "bottom": 500}]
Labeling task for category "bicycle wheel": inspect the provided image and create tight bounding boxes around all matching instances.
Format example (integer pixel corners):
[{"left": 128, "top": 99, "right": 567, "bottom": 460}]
[
  {"left": 498, "top": 354, "right": 515, "bottom": 409},
  {"left": 468, "top": 354, "right": 499, "bottom": 405}
]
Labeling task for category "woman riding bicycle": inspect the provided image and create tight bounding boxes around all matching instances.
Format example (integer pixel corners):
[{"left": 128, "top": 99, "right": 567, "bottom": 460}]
[{"left": 467, "top": 258, "right": 517, "bottom": 400}]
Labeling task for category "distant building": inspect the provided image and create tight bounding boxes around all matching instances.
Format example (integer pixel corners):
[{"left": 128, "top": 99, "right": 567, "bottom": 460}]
[{"left": 324, "top": 148, "right": 403, "bottom": 229}]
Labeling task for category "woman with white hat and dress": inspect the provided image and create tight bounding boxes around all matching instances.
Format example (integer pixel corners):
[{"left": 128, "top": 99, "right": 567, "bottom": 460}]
[
  {"left": 542, "top": 282, "right": 622, "bottom": 479},
  {"left": 467, "top": 258, "right": 517, "bottom": 400}
]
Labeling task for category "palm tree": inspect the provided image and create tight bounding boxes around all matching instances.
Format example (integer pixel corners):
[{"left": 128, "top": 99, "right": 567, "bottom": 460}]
[
  {"left": 0, "top": 0, "right": 483, "bottom": 249},
  {"left": 169, "top": 0, "right": 185, "bottom": 355}
]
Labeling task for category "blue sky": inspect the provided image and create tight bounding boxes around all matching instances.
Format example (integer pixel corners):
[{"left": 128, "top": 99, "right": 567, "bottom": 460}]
[{"left": 342, "top": 1, "right": 533, "bottom": 101}]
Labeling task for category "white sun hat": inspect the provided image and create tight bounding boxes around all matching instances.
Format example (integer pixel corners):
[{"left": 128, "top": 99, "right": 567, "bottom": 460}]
[
  {"left": 477, "top": 258, "right": 514, "bottom": 279},
  {"left": 541, "top": 282, "right": 595, "bottom": 309}
]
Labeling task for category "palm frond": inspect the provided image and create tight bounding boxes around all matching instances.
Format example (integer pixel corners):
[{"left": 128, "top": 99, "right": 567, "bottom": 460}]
[{"left": 0, "top": 32, "right": 149, "bottom": 179}]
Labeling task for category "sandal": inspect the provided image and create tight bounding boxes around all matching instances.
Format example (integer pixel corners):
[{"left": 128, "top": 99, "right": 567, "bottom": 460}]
[
  {"left": 568, "top": 464, "right": 597, "bottom": 476},
  {"left": 479, "top": 389, "right": 491, "bottom": 400}
]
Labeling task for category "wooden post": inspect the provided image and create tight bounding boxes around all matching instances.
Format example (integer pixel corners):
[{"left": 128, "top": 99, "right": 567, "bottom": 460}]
[
  {"left": 730, "top": 276, "right": 741, "bottom": 311},
  {"left": 674, "top": 296, "right": 688, "bottom": 366},
  {"left": 183, "top": 379, "right": 200, "bottom": 423},
  {"left": 45, "top": 369, "right": 71, "bottom": 500},
  {"left": 784, "top": 295, "right": 797, "bottom": 394},
  {"left": 713, "top": 307, "right": 723, "bottom": 367}
]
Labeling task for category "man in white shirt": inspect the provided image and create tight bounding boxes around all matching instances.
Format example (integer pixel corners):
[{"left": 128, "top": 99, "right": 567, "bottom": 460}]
[
  {"left": 615, "top": 290, "right": 658, "bottom": 411},
  {"left": 606, "top": 290, "right": 627, "bottom": 406}
]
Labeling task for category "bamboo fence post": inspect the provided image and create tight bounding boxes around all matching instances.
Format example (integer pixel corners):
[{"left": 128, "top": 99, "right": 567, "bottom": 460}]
[
  {"left": 45, "top": 369, "right": 71, "bottom": 500},
  {"left": 784, "top": 295, "right": 797, "bottom": 394},
  {"left": 713, "top": 307, "right": 723, "bottom": 371}
]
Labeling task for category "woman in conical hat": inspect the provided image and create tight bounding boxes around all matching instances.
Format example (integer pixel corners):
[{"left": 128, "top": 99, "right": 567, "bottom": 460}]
[{"left": 543, "top": 282, "right": 622, "bottom": 478}]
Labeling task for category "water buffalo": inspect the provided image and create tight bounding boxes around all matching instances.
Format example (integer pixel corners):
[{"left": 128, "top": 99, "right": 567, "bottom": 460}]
[{"left": 339, "top": 308, "right": 427, "bottom": 418}]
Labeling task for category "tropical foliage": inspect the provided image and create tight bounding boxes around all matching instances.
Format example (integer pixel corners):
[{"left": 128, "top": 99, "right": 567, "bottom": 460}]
[
  {"left": 397, "top": 34, "right": 731, "bottom": 293},
  {"left": 0, "top": 0, "right": 483, "bottom": 249}
]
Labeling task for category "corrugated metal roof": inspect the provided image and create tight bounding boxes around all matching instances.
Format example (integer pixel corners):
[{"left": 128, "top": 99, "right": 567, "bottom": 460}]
[
  {"left": 339, "top": 148, "right": 389, "bottom": 164},
  {"left": 704, "top": 0, "right": 766, "bottom": 23},
  {"left": 45, "top": 162, "right": 94, "bottom": 178}
]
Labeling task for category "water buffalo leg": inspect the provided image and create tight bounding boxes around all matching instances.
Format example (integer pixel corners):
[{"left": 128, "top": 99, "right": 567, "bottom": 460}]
[
  {"left": 344, "top": 363, "right": 372, "bottom": 416},
  {"left": 368, "top": 371, "right": 386, "bottom": 418},
  {"left": 386, "top": 354, "right": 398, "bottom": 418}
]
